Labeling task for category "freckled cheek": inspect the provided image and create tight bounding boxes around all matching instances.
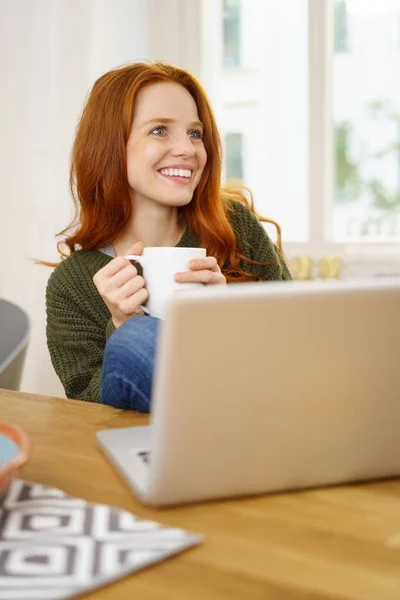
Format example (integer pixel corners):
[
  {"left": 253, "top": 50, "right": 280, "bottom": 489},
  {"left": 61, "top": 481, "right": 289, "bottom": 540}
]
[{"left": 127, "top": 143, "right": 166, "bottom": 179}]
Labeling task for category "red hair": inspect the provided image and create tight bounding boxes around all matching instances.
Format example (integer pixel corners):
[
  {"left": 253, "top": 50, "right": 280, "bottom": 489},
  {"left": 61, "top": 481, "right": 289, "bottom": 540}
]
[{"left": 56, "top": 62, "right": 282, "bottom": 281}]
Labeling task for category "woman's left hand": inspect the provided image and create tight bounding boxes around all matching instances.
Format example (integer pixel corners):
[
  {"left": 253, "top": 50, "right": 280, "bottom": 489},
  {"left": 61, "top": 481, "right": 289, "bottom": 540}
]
[{"left": 175, "top": 256, "right": 227, "bottom": 286}]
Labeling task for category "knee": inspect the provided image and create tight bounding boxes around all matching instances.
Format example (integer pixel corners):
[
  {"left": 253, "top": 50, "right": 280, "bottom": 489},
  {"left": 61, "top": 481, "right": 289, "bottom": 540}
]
[
  {"left": 101, "top": 316, "right": 160, "bottom": 411},
  {"left": 107, "top": 316, "right": 160, "bottom": 345},
  {"left": 105, "top": 316, "right": 160, "bottom": 361}
]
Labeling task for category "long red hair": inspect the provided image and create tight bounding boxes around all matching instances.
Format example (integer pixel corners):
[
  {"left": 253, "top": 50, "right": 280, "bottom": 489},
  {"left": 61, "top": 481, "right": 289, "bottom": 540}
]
[{"left": 56, "top": 62, "right": 282, "bottom": 281}]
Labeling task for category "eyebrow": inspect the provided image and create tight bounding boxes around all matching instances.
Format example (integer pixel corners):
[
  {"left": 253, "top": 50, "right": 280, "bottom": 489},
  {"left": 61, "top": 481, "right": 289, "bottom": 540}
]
[{"left": 140, "top": 117, "right": 204, "bottom": 129}]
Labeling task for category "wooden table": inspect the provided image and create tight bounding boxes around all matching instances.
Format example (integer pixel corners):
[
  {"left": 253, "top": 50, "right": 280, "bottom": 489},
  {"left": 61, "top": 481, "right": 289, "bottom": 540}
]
[{"left": 1, "top": 389, "right": 400, "bottom": 600}]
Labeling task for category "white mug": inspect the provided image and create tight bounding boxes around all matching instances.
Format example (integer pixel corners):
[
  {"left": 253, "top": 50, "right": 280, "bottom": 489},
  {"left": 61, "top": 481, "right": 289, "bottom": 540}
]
[{"left": 124, "top": 247, "right": 206, "bottom": 319}]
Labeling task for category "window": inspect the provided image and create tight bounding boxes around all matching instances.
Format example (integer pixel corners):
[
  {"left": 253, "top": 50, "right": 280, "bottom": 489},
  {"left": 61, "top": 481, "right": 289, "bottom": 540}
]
[
  {"left": 223, "top": 0, "right": 241, "bottom": 69},
  {"left": 198, "top": 0, "right": 400, "bottom": 275},
  {"left": 332, "top": 0, "right": 400, "bottom": 241},
  {"left": 225, "top": 133, "right": 244, "bottom": 180},
  {"left": 204, "top": 0, "right": 308, "bottom": 242}
]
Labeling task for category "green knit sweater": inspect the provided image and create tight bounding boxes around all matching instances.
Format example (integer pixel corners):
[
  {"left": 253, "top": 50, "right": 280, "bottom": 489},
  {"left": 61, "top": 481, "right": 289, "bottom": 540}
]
[{"left": 46, "top": 201, "right": 291, "bottom": 402}]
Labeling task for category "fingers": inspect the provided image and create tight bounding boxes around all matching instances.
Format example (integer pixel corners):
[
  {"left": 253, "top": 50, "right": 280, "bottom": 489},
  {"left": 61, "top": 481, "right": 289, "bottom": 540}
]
[
  {"left": 125, "top": 240, "right": 144, "bottom": 257},
  {"left": 102, "top": 263, "right": 138, "bottom": 292},
  {"left": 94, "top": 240, "right": 144, "bottom": 283},
  {"left": 111, "top": 275, "right": 146, "bottom": 303},
  {"left": 119, "top": 286, "right": 149, "bottom": 315},
  {"left": 176, "top": 269, "right": 225, "bottom": 285},
  {"left": 94, "top": 256, "right": 132, "bottom": 282},
  {"left": 93, "top": 238, "right": 145, "bottom": 293},
  {"left": 93, "top": 247, "right": 148, "bottom": 327},
  {"left": 94, "top": 263, "right": 137, "bottom": 298},
  {"left": 188, "top": 256, "right": 219, "bottom": 272},
  {"left": 175, "top": 255, "right": 226, "bottom": 285}
]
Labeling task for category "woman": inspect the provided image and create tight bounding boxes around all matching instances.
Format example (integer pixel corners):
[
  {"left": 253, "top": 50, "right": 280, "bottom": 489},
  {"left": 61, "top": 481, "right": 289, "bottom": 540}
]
[{"left": 46, "top": 62, "right": 291, "bottom": 412}]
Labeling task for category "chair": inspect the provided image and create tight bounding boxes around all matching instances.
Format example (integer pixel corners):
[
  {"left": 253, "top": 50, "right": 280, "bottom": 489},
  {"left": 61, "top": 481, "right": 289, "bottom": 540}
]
[{"left": 0, "top": 299, "right": 30, "bottom": 391}]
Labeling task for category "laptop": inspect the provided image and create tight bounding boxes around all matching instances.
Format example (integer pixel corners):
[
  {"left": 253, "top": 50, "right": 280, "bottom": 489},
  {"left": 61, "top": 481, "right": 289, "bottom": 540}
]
[{"left": 97, "top": 277, "right": 400, "bottom": 507}]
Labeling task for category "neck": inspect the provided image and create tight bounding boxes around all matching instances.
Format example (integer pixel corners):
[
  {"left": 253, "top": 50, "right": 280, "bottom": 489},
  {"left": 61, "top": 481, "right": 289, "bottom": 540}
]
[{"left": 114, "top": 197, "right": 185, "bottom": 254}]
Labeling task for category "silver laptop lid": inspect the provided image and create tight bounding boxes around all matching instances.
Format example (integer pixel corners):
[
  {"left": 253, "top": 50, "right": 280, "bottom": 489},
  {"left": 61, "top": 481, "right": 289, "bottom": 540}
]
[{"left": 144, "top": 278, "right": 400, "bottom": 505}]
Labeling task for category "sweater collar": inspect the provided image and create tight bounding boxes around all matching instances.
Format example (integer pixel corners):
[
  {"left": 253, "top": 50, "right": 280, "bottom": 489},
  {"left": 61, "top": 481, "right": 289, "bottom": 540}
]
[{"left": 175, "top": 226, "right": 199, "bottom": 248}]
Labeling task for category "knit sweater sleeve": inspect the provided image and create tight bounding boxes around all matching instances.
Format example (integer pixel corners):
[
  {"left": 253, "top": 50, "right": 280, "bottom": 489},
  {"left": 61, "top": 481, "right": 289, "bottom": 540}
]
[
  {"left": 230, "top": 201, "right": 292, "bottom": 281},
  {"left": 45, "top": 253, "right": 112, "bottom": 402}
]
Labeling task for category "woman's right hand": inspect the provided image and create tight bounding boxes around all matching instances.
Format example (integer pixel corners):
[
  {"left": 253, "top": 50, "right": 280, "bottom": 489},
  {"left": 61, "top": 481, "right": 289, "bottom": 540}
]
[{"left": 93, "top": 241, "right": 148, "bottom": 329}]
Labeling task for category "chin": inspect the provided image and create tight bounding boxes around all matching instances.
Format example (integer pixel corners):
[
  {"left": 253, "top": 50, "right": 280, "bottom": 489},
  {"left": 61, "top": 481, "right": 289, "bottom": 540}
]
[{"left": 160, "top": 194, "right": 194, "bottom": 208}]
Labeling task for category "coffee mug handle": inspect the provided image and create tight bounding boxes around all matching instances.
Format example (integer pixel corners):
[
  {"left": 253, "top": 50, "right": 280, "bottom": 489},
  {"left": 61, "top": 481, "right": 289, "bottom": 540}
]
[
  {"left": 124, "top": 255, "right": 149, "bottom": 314},
  {"left": 124, "top": 254, "right": 145, "bottom": 265}
]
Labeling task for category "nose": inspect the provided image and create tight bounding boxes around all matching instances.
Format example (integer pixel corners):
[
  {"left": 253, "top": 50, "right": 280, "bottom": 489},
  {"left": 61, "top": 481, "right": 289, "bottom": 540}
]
[{"left": 170, "top": 132, "right": 196, "bottom": 157}]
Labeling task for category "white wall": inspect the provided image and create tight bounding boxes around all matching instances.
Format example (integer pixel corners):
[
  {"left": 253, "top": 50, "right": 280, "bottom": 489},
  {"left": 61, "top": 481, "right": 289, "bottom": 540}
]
[{"left": 0, "top": 0, "right": 150, "bottom": 396}]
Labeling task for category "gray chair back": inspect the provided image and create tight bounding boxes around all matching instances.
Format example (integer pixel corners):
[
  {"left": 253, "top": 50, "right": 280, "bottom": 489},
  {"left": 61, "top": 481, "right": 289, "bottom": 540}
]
[{"left": 0, "top": 299, "right": 30, "bottom": 391}]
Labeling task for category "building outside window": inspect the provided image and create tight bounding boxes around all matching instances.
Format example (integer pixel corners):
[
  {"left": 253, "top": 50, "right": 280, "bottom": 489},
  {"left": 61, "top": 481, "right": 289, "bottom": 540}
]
[
  {"left": 225, "top": 133, "right": 244, "bottom": 180},
  {"left": 334, "top": 0, "right": 348, "bottom": 52},
  {"left": 223, "top": 0, "right": 241, "bottom": 69}
]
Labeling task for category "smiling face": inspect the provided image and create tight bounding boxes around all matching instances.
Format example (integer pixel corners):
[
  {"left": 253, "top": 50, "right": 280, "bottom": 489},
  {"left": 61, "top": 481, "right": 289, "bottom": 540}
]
[{"left": 126, "top": 81, "right": 208, "bottom": 210}]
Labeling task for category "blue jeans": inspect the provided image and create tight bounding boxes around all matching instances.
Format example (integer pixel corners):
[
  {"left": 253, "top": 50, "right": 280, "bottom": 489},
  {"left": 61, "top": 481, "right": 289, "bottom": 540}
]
[{"left": 100, "top": 316, "right": 160, "bottom": 412}]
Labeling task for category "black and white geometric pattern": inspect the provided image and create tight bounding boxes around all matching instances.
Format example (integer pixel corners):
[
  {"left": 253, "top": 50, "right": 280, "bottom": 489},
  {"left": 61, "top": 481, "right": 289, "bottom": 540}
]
[{"left": 0, "top": 480, "right": 202, "bottom": 600}]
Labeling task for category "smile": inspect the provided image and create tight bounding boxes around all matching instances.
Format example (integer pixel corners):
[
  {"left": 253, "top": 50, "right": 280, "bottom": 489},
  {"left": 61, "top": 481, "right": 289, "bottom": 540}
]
[
  {"left": 157, "top": 168, "right": 193, "bottom": 186},
  {"left": 159, "top": 168, "right": 192, "bottom": 178}
]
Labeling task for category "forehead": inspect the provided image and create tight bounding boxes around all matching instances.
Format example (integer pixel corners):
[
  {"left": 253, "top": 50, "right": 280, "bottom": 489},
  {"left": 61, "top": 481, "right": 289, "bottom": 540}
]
[{"left": 133, "top": 82, "right": 200, "bottom": 125}]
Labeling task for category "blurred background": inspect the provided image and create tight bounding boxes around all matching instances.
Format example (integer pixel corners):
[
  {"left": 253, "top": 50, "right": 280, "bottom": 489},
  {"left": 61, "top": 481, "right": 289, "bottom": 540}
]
[{"left": 0, "top": 0, "right": 399, "bottom": 397}]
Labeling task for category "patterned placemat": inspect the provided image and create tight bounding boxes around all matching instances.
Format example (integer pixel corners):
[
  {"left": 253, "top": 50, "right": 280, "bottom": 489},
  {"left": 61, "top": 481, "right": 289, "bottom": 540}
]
[{"left": 0, "top": 479, "right": 202, "bottom": 599}]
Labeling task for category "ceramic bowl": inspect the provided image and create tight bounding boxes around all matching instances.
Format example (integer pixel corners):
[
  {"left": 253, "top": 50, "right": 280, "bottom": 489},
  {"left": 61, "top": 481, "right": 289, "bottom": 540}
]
[{"left": 0, "top": 421, "right": 31, "bottom": 496}]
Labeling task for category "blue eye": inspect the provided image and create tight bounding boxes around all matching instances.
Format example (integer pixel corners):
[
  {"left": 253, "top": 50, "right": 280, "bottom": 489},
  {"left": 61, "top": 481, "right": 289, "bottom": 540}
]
[
  {"left": 151, "top": 126, "right": 167, "bottom": 136},
  {"left": 189, "top": 129, "right": 203, "bottom": 140}
]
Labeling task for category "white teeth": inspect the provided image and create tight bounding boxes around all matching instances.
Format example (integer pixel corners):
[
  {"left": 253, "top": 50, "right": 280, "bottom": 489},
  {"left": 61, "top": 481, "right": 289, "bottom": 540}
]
[{"left": 159, "top": 168, "right": 192, "bottom": 178}]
